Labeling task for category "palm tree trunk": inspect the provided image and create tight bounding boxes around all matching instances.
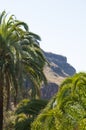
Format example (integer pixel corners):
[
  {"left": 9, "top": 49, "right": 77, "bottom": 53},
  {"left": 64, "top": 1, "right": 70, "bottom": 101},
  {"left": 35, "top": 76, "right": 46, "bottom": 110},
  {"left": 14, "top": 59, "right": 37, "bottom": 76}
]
[
  {"left": 6, "top": 72, "right": 11, "bottom": 111},
  {"left": 6, "top": 84, "right": 10, "bottom": 111},
  {"left": 0, "top": 72, "right": 3, "bottom": 130},
  {"left": 14, "top": 87, "right": 18, "bottom": 107},
  {"left": 14, "top": 95, "right": 17, "bottom": 107}
]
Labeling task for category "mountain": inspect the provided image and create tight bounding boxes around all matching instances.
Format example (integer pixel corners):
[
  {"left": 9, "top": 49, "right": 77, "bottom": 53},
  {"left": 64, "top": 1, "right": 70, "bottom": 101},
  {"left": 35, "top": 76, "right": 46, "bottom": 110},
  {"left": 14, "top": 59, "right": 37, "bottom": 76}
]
[{"left": 41, "top": 51, "right": 76, "bottom": 99}]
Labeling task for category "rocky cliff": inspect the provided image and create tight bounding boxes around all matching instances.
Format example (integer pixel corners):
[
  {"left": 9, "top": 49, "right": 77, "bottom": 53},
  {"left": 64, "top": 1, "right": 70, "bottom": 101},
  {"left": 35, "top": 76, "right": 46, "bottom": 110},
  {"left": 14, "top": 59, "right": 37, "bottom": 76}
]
[
  {"left": 41, "top": 51, "right": 76, "bottom": 99},
  {"left": 44, "top": 51, "right": 76, "bottom": 76}
]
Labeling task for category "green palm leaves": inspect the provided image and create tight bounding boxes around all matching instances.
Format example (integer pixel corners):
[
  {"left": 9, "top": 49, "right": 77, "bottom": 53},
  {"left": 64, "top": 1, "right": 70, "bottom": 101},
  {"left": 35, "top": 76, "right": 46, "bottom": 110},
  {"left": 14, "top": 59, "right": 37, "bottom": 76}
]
[
  {"left": 31, "top": 72, "right": 86, "bottom": 130},
  {"left": 0, "top": 11, "right": 47, "bottom": 129},
  {"left": 15, "top": 99, "right": 48, "bottom": 130},
  {"left": 0, "top": 10, "right": 47, "bottom": 100}
]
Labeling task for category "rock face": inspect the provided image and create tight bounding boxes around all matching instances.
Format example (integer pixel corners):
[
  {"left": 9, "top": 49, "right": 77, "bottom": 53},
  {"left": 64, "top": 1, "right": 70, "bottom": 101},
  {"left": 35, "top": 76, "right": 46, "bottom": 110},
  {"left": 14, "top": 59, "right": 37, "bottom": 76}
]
[
  {"left": 41, "top": 83, "right": 58, "bottom": 100},
  {"left": 41, "top": 51, "right": 76, "bottom": 99},
  {"left": 44, "top": 51, "right": 76, "bottom": 76}
]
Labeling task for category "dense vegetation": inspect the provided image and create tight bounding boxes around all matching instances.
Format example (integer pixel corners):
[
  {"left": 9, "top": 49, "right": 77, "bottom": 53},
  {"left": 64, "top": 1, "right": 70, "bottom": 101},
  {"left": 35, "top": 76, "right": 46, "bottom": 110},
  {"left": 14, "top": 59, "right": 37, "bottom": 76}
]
[
  {"left": 0, "top": 11, "right": 86, "bottom": 130},
  {"left": 15, "top": 99, "right": 48, "bottom": 130},
  {"left": 31, "top": 72, "right": 86, "bottom": 130},
  {"left": 0, "top": 11, "right": 47, "bottom": 130},
  {"left": 4, "top": 73, "right": 86, "bottom": 130}
]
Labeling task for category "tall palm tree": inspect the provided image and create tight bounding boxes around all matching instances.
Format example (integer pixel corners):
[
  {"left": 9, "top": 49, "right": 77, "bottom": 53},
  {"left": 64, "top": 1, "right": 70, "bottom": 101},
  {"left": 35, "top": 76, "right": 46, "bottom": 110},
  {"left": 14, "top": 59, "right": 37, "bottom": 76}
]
[{"left": 0, "top": 11, "right": 47, "bottom": 129}]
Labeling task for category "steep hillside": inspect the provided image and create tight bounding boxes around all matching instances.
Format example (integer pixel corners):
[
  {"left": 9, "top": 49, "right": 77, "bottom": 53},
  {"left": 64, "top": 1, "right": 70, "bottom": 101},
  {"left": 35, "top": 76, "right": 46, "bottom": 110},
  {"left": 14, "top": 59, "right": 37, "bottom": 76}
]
[
  {"left": 44, "top": 51, "right": 76, "bottom": 77},
  {"left": 41, "top": 51, "right": 76, "bottom": 99}
]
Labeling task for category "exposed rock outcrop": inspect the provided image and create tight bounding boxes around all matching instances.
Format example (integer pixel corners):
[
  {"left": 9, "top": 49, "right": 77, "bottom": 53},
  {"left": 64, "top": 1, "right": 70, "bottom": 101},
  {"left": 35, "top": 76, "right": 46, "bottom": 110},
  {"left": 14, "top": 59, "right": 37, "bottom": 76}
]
[
  {"left": 41, "top": 51, "right": 76, "bottom": 99},
  {"left": 44, "top": 51, "right": 76, "bottom": 77}
]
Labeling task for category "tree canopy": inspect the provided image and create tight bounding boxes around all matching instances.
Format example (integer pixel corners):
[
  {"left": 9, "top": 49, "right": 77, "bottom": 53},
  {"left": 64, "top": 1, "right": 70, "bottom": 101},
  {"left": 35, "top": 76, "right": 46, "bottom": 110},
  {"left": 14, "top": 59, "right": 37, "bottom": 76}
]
[
  {"left": 31, "top": 72, "right": 86, "bottom": 130},
  {"left": 0, "top": 10, "right": 47, "bottom": 130}
]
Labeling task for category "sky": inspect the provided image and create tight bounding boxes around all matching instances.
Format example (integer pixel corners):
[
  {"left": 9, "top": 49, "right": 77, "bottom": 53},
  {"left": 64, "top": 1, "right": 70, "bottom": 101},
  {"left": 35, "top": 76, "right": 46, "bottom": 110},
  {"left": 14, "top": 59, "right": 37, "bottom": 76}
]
[{"left": 1, "top": 0, "right": 86, "bottom": 72}]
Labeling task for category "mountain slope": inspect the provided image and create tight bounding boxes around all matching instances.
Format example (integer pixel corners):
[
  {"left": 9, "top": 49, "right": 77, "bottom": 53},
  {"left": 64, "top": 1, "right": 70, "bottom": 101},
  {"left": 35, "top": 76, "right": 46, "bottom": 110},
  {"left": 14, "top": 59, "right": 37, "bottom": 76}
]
[{"left": 41, "top": 51, "right": 76, "bottom": 99}]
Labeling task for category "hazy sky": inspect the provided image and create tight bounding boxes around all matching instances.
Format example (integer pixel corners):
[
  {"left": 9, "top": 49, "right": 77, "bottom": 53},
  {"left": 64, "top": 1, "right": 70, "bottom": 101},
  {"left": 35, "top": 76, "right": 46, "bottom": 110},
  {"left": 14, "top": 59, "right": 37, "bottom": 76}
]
[{"left": 1, "top": 0, "right": 86, "bottom": 72}]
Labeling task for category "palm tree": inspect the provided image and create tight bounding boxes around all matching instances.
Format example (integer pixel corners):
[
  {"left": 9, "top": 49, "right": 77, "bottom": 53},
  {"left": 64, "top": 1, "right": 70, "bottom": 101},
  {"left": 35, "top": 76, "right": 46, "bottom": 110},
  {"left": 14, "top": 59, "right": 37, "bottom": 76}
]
[
  {"left": 0, "top": 11, "right": 47, "bottom": 129},
  {"left": 31, "top": 72, "right": 86, "bottom": 130},
  {"left": 15, "top": 99, "right": 48, "bottom": 130},
  {"left": 20, "top": 37, "right": 47, "bottom": 99},
  {"left": 0, "top": 68, "right": 3, "bottom": 130}
]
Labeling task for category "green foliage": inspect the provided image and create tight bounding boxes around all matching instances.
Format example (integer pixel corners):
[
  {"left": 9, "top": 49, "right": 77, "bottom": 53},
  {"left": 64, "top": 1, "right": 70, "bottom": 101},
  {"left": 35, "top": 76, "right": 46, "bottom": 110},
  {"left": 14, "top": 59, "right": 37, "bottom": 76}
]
[
  {"left": 0, "top": 10, "right": 47, "bottom": 130},
  {"left": 3, "top": 111, "right": 15, "bottom": 130},
  {"left": 16, "top": 99, "right": 48, "bottom": 115},
  {"left": 15, "top": 113, "right": 32, "bottom": 130},
  {"left": 0, "top": 10, "right": 47, "bottom": 108},
  {"left": 78, "top": 118, "right": 86, "bottom": 130},
  {"left": 15, "top": 99, "right": 48, "bottom": 130},
  {"left": 31, "top": 72, "right": 86, "bottom": 130}
]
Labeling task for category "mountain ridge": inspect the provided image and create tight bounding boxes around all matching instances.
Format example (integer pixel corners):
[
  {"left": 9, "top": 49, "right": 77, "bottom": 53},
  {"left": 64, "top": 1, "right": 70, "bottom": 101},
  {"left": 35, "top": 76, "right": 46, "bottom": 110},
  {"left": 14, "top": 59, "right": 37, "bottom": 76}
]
[{"left": 41, "top": 51, "right": 76, "bottom": 99}]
